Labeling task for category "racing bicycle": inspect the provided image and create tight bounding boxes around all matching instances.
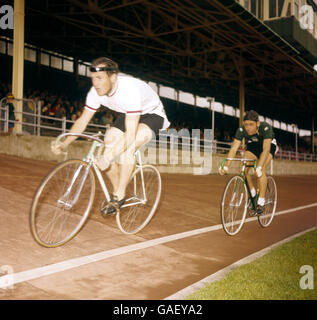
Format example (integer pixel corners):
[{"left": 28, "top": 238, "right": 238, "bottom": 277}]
[
  {"left": 220, "top": 158, "right": 277, "bottom": 236},
  {"left": 30, "top": 132, "right": 161, "bottom": 247}
]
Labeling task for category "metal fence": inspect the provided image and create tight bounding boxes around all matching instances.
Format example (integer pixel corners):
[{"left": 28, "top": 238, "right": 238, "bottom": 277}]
[
  {"left": 0, "top": 98, "right": 316, "bottom": 162},
  {"left": 0, "top": 97, "right": 110, "bottom": 137}
]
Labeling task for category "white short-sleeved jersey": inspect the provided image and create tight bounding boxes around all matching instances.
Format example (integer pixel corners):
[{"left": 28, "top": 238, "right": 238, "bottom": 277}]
[{"left": 85, "top": 74, "right": 170, "bottom": 130}]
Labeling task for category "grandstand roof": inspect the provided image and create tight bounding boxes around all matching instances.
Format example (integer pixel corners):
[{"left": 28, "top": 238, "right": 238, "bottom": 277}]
[{"left": 1, "top": 0, "right": 317, "bottom": 129}]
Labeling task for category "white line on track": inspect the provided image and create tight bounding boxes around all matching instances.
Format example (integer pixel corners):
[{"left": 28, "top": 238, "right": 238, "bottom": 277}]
[{"left": 1, "top": 202, "right": 316, "bottom": 289}]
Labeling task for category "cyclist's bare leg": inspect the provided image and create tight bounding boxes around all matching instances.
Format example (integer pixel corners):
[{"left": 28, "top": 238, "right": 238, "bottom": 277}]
[
  {"left": 257, "top": 153, "right": 273, "bottom": 198},
  {"left": 105, "top": 163, "right": 120, "bottom": 193},
  {"left": 244, "top": 151, "right": 257, "bottom": 194},
  {"left": 113, "top": 124, "right": 153, "bottom": 200},
  {"left": 103, "top": 127, "right": 124, "bottom": 192}
]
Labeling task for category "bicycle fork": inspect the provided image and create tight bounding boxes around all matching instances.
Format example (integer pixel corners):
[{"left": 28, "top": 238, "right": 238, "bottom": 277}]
[
  {"left": 57, "top": 162, "right": 92, "bottom": 210},
  {"left": 229, "top": 178, "right": 244, "bottom": 207}
]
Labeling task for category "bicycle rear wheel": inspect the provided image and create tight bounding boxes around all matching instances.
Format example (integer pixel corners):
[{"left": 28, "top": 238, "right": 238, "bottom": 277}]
[
  {"left": 30, "top": 159, "right": 95, "bottom": 247},
  {"left": 116, "top": 165, "right": 161, "bottom": 234},
  {"left": 258, "top": 176, "right": 277, "bottom": 228},
  {"left": 220, "top": 175, "right": 248, "bottom": 236}
]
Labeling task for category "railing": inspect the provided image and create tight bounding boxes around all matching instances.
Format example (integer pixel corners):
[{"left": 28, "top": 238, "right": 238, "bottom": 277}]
[
  {"left": 0, "top": 97, "right": 110, "bottom": 137},
  {"left": 0, "top": 99, "right": 316, "bottom": 162},
  {"left": 0, "top": 97, "right": 38, "bottom": 134}
]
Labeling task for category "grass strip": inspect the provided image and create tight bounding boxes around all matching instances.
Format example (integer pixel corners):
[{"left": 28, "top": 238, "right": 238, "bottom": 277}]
[{"left": 186, "top": 229, "right": 317, "bottom": 300}]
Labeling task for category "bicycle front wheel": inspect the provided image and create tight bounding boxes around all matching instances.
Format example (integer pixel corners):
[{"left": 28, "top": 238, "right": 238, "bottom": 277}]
[
  {"left": 116, "top": 165, "right": 161, "bottom": 234},
  {"left": 220, "top": 175, "right": 248, "bottom": 236},
  {"left": 30, "top": 159, "right": 95, "bottom": 247},
  {"left": 258, "top": 176, "right": 277, "bottom": 228}
]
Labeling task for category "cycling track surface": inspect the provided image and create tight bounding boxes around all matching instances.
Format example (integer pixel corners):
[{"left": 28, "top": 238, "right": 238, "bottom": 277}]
[{"left": 0, "top": 154, "right": 316, "bottom": 300}]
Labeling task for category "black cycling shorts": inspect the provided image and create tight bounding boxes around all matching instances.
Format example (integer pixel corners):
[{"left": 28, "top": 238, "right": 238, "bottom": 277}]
[
  {"left": 112, "top": 112, "right": 164, "bottom": 136},
  {"left": 246, "top": 139, "right": 277, "bottom": 159}
]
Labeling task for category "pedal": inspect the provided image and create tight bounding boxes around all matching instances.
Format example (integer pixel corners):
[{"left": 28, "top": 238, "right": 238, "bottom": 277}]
[
  {"left": 248, "top": 209, "right": 256, "bottom": 217},
  {"left": 100, "top": 199, "right": 119, "bottom": 217}
]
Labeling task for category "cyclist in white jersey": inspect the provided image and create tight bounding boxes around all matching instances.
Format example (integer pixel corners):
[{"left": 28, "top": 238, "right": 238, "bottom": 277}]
[{"left": 52, "top": 57, "right": 170, "bottom": 215}]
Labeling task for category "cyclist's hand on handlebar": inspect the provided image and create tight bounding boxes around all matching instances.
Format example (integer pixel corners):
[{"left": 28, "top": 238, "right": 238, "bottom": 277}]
[
  {"left": 51, "top": 140, "right": 67, "bottom": 155},
  {"left": 218, "top": 165, "right": 229, "bottom": 175}
]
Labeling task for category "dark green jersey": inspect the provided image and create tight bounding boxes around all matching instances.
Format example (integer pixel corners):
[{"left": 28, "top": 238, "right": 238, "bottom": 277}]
[{"left": 234, "top": 122, "right": 275, "bottom": 144}]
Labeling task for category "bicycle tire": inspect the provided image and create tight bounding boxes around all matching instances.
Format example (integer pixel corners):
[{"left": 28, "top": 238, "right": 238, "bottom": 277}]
[
  {"left": 116, "top": 165, "right": 161, "bottom": 234},
  {"left": 220, "top": 175, "right": 248, "bottom": 236},
  {"left": 30, "top": 159, "right": 95, "bottom": 247},
  {"left": 257, "top": 176, "right": 277, "bottom": 228}
]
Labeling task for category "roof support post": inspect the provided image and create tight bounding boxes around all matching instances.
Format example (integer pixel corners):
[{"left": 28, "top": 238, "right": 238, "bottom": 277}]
[
  {"left": 12, "top": 0, "right": 25, "bottom": 134},
  {"left": 239, "top": 73, "right": 245, "bottom": 127},
  {"left": 312, "top": 117, "right": 315, "bottom": 154},
  {"left": 207, "top": 97, "right": 215, "bottom": 143}
]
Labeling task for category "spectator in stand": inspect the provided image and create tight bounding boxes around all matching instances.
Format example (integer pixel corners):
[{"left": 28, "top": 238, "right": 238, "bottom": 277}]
[
  {"left": 66, "top": 112, "right": 78, "bottom": 129},
  {"left": 48, "top": 102, "right": 61, "bottom": 124},
  {"left": 106, "top": 112, "right": 113, "bottom": 126},
  {"left": 6, "top": 93, "right": 16, "bottom": 134},
  {"left": 48, "top": 102, "right": 57, "bottom": 117},
  {"left": 76, "top": 109, "right": 82, "bottom": 119},
  {"left": 41, "top": 102, "right": 52, "bottom": 120},
  {"left": 223, "top": 130, "right": 232, "bottom": 143},
  {"left": 71, "top": 113, "right": 77, "bottom": 122},
  {"left": 215, "top": 128, "right": 221, "bottom": 141},
  {"left": 55, "top": 103, "right": 66, "bottom": 119},
  {"left": 99, "top": 111, "right": 114, "bottom": 126},
  {"left": 66, "top": 104, "right": 76, "bottom": 120}
]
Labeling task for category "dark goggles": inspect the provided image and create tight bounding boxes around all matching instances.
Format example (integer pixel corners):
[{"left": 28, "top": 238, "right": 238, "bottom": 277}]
[{"left": 89, "top": 66, "right": 118, "bottom": 72}]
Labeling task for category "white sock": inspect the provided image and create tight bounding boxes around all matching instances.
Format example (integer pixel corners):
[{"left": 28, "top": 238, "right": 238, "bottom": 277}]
[
  {"left": 250, "top": 188, "right": 256, "bottom": 198},
  {"left": 258, "top": 197, "right": 265, "bottom": 206}
]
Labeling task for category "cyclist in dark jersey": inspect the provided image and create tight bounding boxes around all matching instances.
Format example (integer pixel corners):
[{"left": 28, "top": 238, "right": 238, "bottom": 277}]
[{"left": 219, "top": 110, "right": 277, "bottom": 215}]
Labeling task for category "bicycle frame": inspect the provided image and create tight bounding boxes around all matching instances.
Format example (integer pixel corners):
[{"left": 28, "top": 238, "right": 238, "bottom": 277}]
[
  {"left": 121, "top": 151, "right": 148, "bottom": 208},
  {"left": 56, "top": 132, "right": 148, "bottom": 209}
]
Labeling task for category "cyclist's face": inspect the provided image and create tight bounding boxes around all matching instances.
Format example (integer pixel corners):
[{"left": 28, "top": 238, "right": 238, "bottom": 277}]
[
  {"left": 91, "top": 68, "right": 116, "bottom": 96},
  {"left": 244, "top": 120, "right": 259, "bottom": 135}
]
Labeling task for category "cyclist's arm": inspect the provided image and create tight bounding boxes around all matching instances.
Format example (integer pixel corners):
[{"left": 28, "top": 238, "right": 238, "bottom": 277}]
[
  {"left": 225, "top": 138, "right": 242, "bottom": 167},
  {"left": 63, "top": 108, "right": 95, "bottom": 146},
  {"left": 257, "top": 138, "right": 272, "bottom": 168}
]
